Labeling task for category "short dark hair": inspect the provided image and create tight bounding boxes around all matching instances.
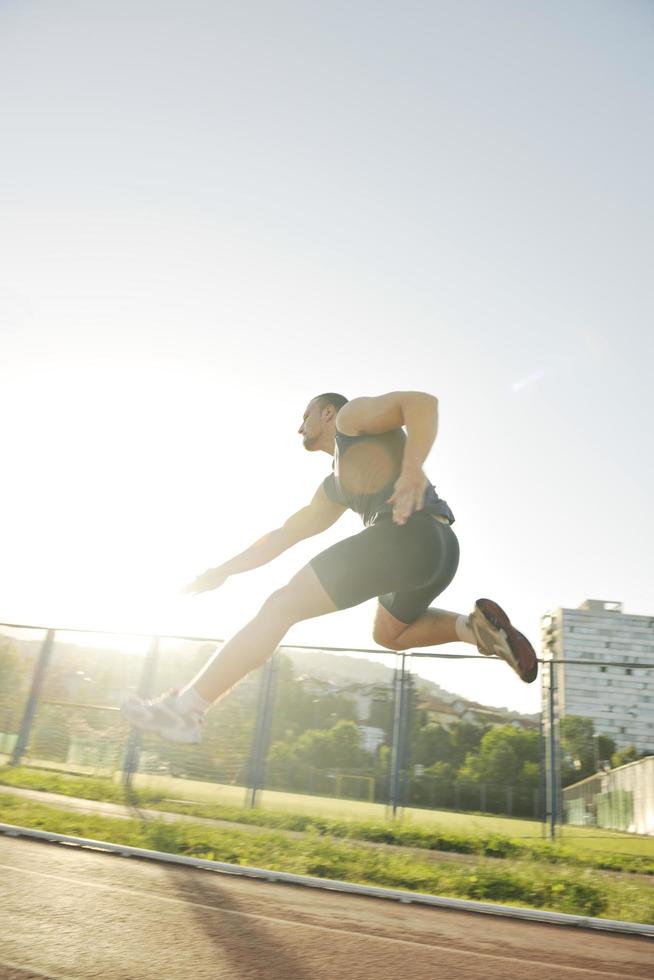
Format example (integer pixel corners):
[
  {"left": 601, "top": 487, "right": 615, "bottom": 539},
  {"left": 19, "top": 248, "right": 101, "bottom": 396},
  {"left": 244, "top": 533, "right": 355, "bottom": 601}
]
[{"left": 313, "top": 392, "right": 349, "bottom": 413}]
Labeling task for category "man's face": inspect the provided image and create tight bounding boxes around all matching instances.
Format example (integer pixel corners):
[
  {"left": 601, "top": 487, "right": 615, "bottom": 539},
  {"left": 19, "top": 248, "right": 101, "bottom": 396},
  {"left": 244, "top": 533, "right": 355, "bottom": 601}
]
[{"left": 298, "top": 399, "right": 323, "bottom": 451}]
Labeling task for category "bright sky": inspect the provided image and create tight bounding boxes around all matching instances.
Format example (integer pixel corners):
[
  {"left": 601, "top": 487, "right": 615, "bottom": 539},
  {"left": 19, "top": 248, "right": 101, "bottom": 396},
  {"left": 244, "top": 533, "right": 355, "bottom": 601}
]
[{"left": 1, "top": 1, "right": 652, "bottom": 714}]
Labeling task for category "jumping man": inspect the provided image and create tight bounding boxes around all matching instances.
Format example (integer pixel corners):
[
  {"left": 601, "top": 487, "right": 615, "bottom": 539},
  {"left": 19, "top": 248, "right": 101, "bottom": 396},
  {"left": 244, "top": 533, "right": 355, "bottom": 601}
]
[{"left": 122, "top": 391, "right": 538, "bottom": 743}]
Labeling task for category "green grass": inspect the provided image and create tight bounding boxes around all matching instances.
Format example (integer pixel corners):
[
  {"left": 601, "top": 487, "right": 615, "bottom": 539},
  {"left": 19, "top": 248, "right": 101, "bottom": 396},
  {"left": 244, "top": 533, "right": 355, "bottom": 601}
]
[
  {"left": 1, "top": 791, "right": 652, "bottom": 925},
  {"left": 2, "top": 766, "right": 654, "bottom": 876},
  {"left": 129, "top": 772, "right": 654, "bottom": 857}
]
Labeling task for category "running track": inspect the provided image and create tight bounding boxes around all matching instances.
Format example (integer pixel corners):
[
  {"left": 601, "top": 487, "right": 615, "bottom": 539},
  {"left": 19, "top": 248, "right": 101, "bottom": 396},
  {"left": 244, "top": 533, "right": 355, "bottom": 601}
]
[{"left": 1, "top": 837, "right": 652, "bottom": 979}]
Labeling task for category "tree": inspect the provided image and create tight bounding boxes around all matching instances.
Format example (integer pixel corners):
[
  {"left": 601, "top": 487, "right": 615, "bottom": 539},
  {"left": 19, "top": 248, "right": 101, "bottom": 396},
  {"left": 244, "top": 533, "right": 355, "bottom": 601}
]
[
  {"left": 268, "top": 655, "right": 358, "bottom": 742},
  {"left": 560, "top": 716, "right": 595, "bottom": 784},
  {"left": 458, "top": 724, "right": 541, "bottom": 814},
  {"left": 413, "top": 723, "right": 451, "bottom": 767},
  {"left": 293, "top": 719, "right": 370, "bottom": 771},
  {"left": 367, "top": 689, "right": 394, "bottom": 738},
  {"left": 449, "top": 721, "right": 489, "bottom": 769},
  {"left": 596, "top": 734, "right": 617, "bottom": 769},
  {"left": 559, "top": 716, "right": 616, "bottom": 785},
  {"left": 611, "top": 744, "right": 640, "bottom": 769},
  {"left": 411, "top": 720, "right": 487, "bottom": 770}
]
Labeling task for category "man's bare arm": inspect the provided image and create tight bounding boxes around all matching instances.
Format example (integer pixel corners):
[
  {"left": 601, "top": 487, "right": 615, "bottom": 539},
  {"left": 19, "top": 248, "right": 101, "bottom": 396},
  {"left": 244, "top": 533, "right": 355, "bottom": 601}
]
[
  {"left": 336, "top": 391, "right": 439, "bottom": 525},
  {"left": 182, "top": 485, "right": 347, "bottom": 594}
]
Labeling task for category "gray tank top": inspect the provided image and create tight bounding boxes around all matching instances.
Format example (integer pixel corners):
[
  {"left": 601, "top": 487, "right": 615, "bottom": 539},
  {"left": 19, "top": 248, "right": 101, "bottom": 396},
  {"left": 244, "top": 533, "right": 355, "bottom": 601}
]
[{"left": 322, "top": 428, "right": 455, "bottom": 527}]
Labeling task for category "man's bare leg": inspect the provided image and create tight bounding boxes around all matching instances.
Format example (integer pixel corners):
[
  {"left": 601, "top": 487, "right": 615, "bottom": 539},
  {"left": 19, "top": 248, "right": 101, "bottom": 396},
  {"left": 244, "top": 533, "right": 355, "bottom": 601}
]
[
  {"left": 121, "top": 564, "right": 338, "bottom": 739},
  {"left": 182, "top": 564, "right": 338, "bottom": 704},
  {"left": 372, "top": 600, "right": 538, "bottom": 683},
  {"left": 373, "top": 604, "right": 472, "bottom": 651}
]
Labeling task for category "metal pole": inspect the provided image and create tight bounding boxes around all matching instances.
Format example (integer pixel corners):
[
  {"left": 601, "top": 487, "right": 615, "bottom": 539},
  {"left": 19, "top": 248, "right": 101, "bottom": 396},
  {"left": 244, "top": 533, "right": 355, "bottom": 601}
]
[
  {"left": 398, "top": 660, "right": 411, "bottom": 807},
  {"left": 248, "top": 653, "right": 278, "bottom": 808},
  {"left": 539, "top": 686, "right": 547, "bottom": 836},
  {"left": 399, "top": 654, "right": 409, "bottom": 813},
  {"left": 11, "top": 629, "right": 56, "bottom": 766},
  {"left": 548, "top": 658, "right": 558, "bottom": 840},
  {"left": 389, "top": 653, "right": 406, "bottom": 819},
  {"left": 122, "top": 637, "right": 160, "bottom": 787}
]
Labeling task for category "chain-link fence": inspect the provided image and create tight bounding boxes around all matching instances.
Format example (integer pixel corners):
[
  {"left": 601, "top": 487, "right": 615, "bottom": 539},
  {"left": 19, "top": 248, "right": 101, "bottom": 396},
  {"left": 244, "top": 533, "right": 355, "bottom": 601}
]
[
  {"left": 0, "top": 621, "right": 546, "bottom": 829},
  {"left": 2, "top": 618, "right": 653, "bottom": 842}
]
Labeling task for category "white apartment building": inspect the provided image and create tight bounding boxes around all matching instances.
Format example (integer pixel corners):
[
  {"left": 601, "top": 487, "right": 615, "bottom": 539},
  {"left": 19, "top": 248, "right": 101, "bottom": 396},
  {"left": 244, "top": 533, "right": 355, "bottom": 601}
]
[{"left": 541, "top": 599, "right": 654, "bottom": 754}]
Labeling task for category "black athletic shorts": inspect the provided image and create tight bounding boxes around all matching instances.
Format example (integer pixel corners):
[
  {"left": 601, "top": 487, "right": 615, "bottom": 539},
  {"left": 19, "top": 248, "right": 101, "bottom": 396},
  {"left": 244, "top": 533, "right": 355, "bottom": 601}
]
[{"left": 309, "top": 511, "right": 460, "bottom": 625}]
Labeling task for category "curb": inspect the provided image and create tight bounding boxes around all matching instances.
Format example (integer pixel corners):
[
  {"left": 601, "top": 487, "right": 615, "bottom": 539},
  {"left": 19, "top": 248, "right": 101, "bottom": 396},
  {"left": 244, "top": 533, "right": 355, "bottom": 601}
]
[{"left": 1, "top": 821, "right": 653, "bottom": 938}]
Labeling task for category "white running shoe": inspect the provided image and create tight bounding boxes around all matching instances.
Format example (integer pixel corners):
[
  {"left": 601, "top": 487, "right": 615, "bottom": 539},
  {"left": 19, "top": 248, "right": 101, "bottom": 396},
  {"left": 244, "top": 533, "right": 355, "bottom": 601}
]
[{"left": 121, "top": 691, "right": 204, "bottom": 744}]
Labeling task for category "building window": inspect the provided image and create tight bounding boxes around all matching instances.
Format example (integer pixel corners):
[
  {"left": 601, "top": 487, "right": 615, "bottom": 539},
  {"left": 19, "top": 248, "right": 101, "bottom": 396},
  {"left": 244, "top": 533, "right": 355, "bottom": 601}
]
[
  {"left": 600, "top": 666, "right": 607, "bottom": 673},
  {"left": 625, "top": 669, "right": 632, "bottom": 676}
]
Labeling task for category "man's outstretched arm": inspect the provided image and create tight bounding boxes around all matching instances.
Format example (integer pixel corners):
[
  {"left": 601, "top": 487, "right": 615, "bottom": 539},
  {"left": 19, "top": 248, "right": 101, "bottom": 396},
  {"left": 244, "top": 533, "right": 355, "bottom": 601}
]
[
  {"left": 336, "top": 391, "right": 439, "bottom": 525},
  {"left": 182, "top": 484, "right": 347, "bottom": 594}
]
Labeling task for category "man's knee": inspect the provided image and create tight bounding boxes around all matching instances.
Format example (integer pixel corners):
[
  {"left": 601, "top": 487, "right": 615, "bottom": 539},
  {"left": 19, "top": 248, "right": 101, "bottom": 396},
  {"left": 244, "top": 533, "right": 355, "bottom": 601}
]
[{"left": 372, "top": 622, "right": 408, "bottom": 651}]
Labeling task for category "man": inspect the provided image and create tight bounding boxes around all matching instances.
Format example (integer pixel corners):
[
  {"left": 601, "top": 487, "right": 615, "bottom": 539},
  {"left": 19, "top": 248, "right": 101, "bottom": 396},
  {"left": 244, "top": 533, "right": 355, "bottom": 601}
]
[{"left": 122, "top": 391, "right": 538, "bottom": 743}]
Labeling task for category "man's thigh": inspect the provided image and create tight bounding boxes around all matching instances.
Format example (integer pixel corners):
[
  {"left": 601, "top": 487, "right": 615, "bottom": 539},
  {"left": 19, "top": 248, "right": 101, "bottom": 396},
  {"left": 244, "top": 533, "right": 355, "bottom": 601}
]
[
  {"left": 271, "top": 563, "right": 339, "bottom": 621},
  {"left": 377, "top": 522, "right": 460, "bottom": 626},
  {"left": 308, "top": 515, "right": 440, "bottom": 613}
]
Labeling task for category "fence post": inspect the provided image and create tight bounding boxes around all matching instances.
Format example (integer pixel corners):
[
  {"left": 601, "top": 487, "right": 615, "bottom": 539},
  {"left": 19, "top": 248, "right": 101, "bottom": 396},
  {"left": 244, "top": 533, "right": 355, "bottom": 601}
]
[
  {"left": 480, "top": 783, "right": 486, "bottom": 813},
  {"left": 544, "top": 657, "right": 561, "bottom": 840},
  {"left": 539, "top": 693, "right": 547, "bottom": 834},
  {"left": 389, "top": 653, "right": 408, "bottom": 818},
  {"left": 11, "top": 629, "right": 56, "bottom": 766},
  {"left": 247, "top": 653, "right": 278, "bottom": 808},
  {"left": 122, "top": 637, "right": 160, "bottom": 787},
  {"left": 399, "top": 661, "right": 411, "bottom": 806}
]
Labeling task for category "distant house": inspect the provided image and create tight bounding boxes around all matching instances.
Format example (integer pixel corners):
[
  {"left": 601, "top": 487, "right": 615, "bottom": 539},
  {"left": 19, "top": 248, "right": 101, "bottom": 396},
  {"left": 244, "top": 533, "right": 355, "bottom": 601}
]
[
  {"left": 357, "top": 725, "right": 386, "bottom": 754},
  {"left": 346, "top": 684, "right": 390, "bottom": 722},
  {"left": 418, "top": 695, "right": 538, "bottom": 731},
  {"left": 294, "top": 674, "right": 335, "bottom": 697},
  {"left": 294, "top": 676, "right": 390, "bottom": 724},
  {"left": 418, "top": 696, "right": 471, "bottom": 729},
  {"left": 464, "top": 703, "right": 540, "bottom": 731}
]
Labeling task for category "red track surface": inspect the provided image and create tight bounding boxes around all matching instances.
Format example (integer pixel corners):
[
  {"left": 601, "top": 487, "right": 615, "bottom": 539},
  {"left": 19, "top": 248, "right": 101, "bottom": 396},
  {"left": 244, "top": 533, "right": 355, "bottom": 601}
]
[{"left": 1, "top": 836, "right": 652, "bottom": 979}]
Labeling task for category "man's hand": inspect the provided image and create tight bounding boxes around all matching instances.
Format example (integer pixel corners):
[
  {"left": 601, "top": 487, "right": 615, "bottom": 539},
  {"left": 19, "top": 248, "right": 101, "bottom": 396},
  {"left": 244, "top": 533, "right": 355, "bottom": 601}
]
[
  {"left": 181, "top": 565, "right": 230, "bottom": 596},
  {"left": 387, "top": 468, "right": 429, "bottom": 525}
]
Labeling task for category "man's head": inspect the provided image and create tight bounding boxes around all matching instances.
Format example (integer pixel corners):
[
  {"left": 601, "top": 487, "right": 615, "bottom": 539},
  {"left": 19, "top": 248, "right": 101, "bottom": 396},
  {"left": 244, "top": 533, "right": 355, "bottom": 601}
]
[{"left": 298, "top": 392, "right": 349, "bottom": 453}]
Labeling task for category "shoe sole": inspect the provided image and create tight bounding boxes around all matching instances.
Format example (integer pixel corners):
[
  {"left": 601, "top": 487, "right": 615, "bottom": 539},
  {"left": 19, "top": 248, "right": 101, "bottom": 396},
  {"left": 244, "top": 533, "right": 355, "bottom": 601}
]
[{"left": 473, "top": 599, "right": 538, "bottom": 684}]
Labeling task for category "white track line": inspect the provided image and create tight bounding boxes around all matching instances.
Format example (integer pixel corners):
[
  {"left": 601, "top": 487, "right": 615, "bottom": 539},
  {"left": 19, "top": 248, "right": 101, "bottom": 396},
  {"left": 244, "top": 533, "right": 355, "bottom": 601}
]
[{"left": 0, "top": 862, "right": 648, "bottom": 980}]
